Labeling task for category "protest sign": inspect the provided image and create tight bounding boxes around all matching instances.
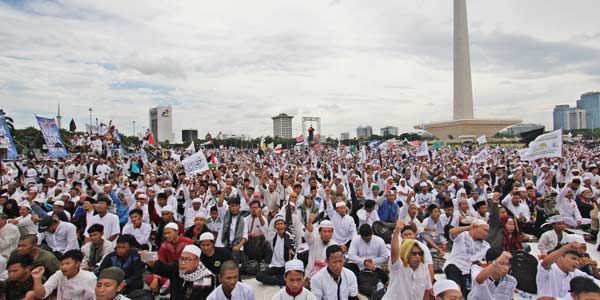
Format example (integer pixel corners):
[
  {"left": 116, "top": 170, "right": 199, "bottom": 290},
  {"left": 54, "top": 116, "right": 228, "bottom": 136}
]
[
  {"left": 36, "top": 116, "right": 68, "bottom": 158},
  {"left": 182, "top": 150, "right": 209, "bottom": 175}
]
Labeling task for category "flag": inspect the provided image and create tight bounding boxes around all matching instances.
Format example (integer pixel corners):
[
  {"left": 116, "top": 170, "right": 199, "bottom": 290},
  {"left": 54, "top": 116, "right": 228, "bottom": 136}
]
[
  {"left": 36, "top": 116, "right": 68, "bottom": 158},
  {"left": 185, "top": 141, "right": 195, "bottom": 152},
  {"left": 69, "top": 118, "right": 76, "bottom": 132},
  {"left": 268, "top": 143, "right": 274, "bottom": 149},
  {"left": 520, "top": 129, "right": 562, "bottom": 161},
  {"left": 208, "top": 153, "right": 219, "bottom": 169},
  {"left": 477, "top": 135, "right": 487, "bottom": 145},
  {"left": 274, "top": 144, "right": 283, "bottom": 154},
  {"left": 0, "top": 114, "right": 17, "bottom": 159},
  {"left": 145, "top": 129, "right": 155, "bottom": 145},
  {"left": 416, "top": 141, "right": 429, "bottom": 157},
  {"left": 432, "top": 140, "right": 443, "bottom": 150},
  {"left": 295, "top": 135, "right": 304, "bottom": 143}
]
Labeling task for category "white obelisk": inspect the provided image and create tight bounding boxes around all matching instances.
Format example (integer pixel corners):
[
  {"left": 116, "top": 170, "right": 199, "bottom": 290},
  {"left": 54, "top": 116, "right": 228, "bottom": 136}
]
[{"left": 453, "top": 0, "right": 474, "bottom": 120}]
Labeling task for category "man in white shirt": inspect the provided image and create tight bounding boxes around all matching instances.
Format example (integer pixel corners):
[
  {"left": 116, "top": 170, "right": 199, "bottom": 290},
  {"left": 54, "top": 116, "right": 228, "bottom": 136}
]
[
  {"left": 85, "top": 197, "right": 120, "bottom": 242},
  {"left": 443, "top": 219, "right": 490, "bottom": 296},
  {"left": 536, "top": 242, "right": 600, "bottom": 298},
  {"left": 244, "top": 200, "right": 268, "bottom": 262},
  {"left": 121, "top": 208, "right": 151, "bottom": 249},
  {"left": 38, "top": 217, "right": 79, "bottom": 255},
  {"left": 538, "top": 215, "right": 568, "bottom": 255},
  {"left": 31, "top": 249, "right": 97, "bottom": 300},
  {"left": 81, "top": 224, "right": 114, "bottom": 271},
  {"left": 467, "top": 248, "right": 517, "bottom": 300},
  {"left": 324, "top": 199, "right": 357, "bottom": 248},
  {"left": 305, "top": 219, "right": 338, "bottom": 280},
  {"left": 8, "top": 203, "right": 38, "bottom": 235},
  {"left": 502, "top": 192, "right": 531, "bottom": 222},
  {"left": 347, "top": 224, "right": 389, "bottom": 288},
  {"left": 257, "top": 214, "right": 287, "bottom": 286},
  {"left": 207, "top": 260, "right": 255, "bottom": 300},
  {"left": 184, "top": 198, "right": 207, "bottom": 229},
  {"left": 311, "top": 244, "right": 359, "bottom": 300},
  {"left": 0, "top": 213, "right": 20, "bottom": 259},
  {"left": 271, "top": 259, "right": 317, "bottom": 300}
]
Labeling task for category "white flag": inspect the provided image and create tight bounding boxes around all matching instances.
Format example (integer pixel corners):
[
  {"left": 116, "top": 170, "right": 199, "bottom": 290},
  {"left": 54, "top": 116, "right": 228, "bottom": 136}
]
[
  {"left": 477, "top": 135, "right": 487, "bottom": 145},
  {"left": 416, "top": 141, "right": 429, "bottom": 157},
  {"left": 520, "top": 129, "right": 562, "bottom": 161},
  {"left": 185, "top": 141, "right": 195, "bottom": 152},
  {"left": 181, "top": 150, "right": 209, "bottom": 176}
]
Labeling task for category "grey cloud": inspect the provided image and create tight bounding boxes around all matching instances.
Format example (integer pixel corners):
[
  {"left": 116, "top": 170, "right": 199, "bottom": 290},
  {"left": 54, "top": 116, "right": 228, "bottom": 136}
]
[{"left": 124, "top": 55, "right": 186, "bottom": 79}]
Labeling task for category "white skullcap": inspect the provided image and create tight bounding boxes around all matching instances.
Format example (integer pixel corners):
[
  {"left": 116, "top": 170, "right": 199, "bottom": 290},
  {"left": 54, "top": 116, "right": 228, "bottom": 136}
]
[
  {"left": 199, "top": 232, "right": 215, "bottom": 242},
  {"left": 335, "top": 202, "right": 347, "bottom": 208},
  {"left": 182, "top": 245, "right": 201, "bottom": 258},
  {"left": 272, "top": 214, "right": 286, "bottom": 224},
  {"left": 517, "top": 187, "right": 527, "bottom": 192},
  {"left": 137, "top": 194, "right": 148, "bottom": 200},
  {"left": 53, "top": 200, "right": 65, "bottom": 207},
  {"left": 285, "top": 259, "right": 305, "bottom": 274},
  {"left": 165, "top": 180, "right": 172, "bottom": 185},
  {"left": 191, "top": 198, "right": 202, "bottom": 204},
  {"left": 164, "top": 222, "right": 179, "bottom": 232},
  {"left": 20, "top": 203, "right": 31, "bottom": 210},
  {"left": 319, "top": 220, "right": 334, "bottom": 229},
  {"left": 471, "top": 219, "right": 487, "bottom": 227},
  {"left": 564, "top": 234, "right": 586, "bottom": 244},
  {"left": 420, "top": 182, "right": 428, "bottom": 187},
  {"left": 433, "top": 279, "right": 461, "bottom": 296},
  {"left": 194, "top": 211, "right": 208, "bottom": 219},
  {"left": 161, "top": 205, "right": 175, "bottom": 214}
]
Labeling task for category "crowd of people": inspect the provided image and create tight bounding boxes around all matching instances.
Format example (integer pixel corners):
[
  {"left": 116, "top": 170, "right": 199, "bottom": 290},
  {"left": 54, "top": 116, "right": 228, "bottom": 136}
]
[{"left": 1, "top": 132, "right": 600, "bottom": 300}]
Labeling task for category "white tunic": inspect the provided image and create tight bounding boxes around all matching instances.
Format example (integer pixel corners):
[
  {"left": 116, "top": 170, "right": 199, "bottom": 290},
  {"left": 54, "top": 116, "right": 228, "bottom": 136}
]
[
  {"left": 467, "top": 265, "right": 518, "bottom": 300},
  {"left": 122, "top": 222, "right": 152, "bottom": 247},
  {"left": 536, "top": 262, "right": 600, "bottom": 298},
  {"left": 347, "top": 235, "right": 389, "bottom": 270},
  {"left": 382, "top": 260, "right": 431, "bottom": 300},
  {"left": 42, "top": 269, "right": 97, "bottom": 300},
  {"left": 0, "top": 223, "right": 19, "bottom": 258},
  {"left": 207, "top": 282, "right": 255, "bottom": 300},
  {"left": 271, "top": 287, "right": 317, "bottom": 300},
  {"left": 40, "top": 221, "right": 79, "bottom": 254},
  {"left": 85, "top": 212, "right": 120, "bottom": 240},
  {"left": 311, "top": 267, "right": 359, "bottom": 300},
  {"left": 443, "top": 231, "right": 490, "bottom": 274}
]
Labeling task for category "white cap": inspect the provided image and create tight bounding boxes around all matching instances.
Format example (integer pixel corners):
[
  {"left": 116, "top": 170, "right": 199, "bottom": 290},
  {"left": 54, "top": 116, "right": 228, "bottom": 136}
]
[
  {"left": 194, "top": 211, "right": 208, "bottom": 219},
  {"left": 564, "top": 234, "right": 586, "bottom": 244},
  {"left": 199, "top": 232, "right": 215, "bottom": 242},
  {"left": 161, "top": 205, "right": 175, "bottom": 214},
  {"left": 191, "top": 198, "right": 202, "bottom": 204},
  {"left": 517, "top": 187, "right": 527, "bottom": 192},
  {"left": 164, "top": 222, "right": 179, "bottom": 232},
  {"left": 319, "top": 220, "right": 334, "bottom": 229},
  {"left": 272, "top": 214, "right": 286, "bottom": 224},
  {"left": 137, "top": 194, "right": 148, "bottom": 200},
  {"left": 54, "top": 200, "right": 65, "bottom": 207},
  {"left": 471, "top": 219, "right": 488, "bottom": 227},
  {"left": 433, "top": 279, "right": 461, "bottom": 296},
  {"left": 20, "top": 203, "right": 31, "bottom": 210},
  {"left": 420, "top": 182, "right": 428, "bottom": 187},
  {"left": 285, "top": 259, "right": 305, "bottom": 274},
  {"left": 182, "top": 245, "right": 201, "bottom": 258},
  {"left": 543, "top": 215, "right": 565, "bottom": 227},
  {"left": 335, "top": 202, "right": 347, "bottom": 208}
]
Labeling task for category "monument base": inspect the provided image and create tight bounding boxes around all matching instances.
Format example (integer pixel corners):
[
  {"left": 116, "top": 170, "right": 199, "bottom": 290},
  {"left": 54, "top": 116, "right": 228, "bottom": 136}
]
[{"left": 415, "top": 119, "right": 521, "bottom": 142}]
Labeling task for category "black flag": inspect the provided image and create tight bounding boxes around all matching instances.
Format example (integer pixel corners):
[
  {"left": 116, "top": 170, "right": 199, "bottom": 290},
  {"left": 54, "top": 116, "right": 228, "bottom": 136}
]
[{"left": 69, "top": 118, "right": 76, "bottom": 132}]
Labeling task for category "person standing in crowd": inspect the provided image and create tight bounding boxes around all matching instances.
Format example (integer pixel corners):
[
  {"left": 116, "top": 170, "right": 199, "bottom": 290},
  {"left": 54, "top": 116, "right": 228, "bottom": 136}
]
[
  {"left": 30, "top": 250, "right": 97, "bottom": 300},
  {"left": 443, "top": 219, "right": 490, "bottom": 295},
  {"left": 271, "top": 259, "right": 317, "bottom": 300},
  {"left": 311, "top": 245, "right": 359, "bottom": 300},
  {"left": 207, "top": 260, "right": 254, "bottom": 300}
]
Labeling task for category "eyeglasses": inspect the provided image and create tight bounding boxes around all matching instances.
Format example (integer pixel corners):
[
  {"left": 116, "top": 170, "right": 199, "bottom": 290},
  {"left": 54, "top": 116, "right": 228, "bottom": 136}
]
[
  {"left": 179, "top": 257, "right": 198, "bottom": 263},
  {"left": 411, "top": 251, "right": 424, "bottom": 257}
]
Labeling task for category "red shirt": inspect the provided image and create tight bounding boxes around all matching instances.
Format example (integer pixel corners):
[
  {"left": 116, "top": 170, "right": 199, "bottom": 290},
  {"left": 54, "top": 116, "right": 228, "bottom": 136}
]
[{"left": 158, "top": 236, "right": 194, "bottom": 263}]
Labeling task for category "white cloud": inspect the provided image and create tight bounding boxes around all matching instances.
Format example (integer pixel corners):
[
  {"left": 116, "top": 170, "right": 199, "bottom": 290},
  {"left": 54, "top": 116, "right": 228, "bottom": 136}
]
[{"left": 1, "top": 0, "right": 599, "bottom": 141}]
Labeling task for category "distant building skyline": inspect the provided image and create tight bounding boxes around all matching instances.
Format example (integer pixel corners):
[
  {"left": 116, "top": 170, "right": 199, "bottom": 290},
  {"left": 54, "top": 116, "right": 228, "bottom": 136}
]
[
  {"left": 149, "top": 106, "right": 174, "bottom": 143},
  {"left": 272, "top": 113, "right": 294, "bottom": 139},
  {"left": 380, "top": 126, "right": 399, "bottom": 136},
  {"left": 356, "top": 125, "right": 373, "bottom": 139},
  {"left": 181, "top": 129, "right": 198, "bottom": 143}
]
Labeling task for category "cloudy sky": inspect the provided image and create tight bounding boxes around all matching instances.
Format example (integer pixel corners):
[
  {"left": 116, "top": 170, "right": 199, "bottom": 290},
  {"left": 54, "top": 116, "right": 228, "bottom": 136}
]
[{"left": 1, "top": 0, "right": 600, "bottom": 141}]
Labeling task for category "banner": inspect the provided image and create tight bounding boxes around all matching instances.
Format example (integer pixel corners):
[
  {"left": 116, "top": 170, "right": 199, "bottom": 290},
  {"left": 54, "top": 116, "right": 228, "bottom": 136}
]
[
  {"left": 477, "top": 135, "right": 487, "bottom": 145},
  {"left": 416, "top": 141, "right": 429, "bottom": 157},
  {"left": 0, "top": 115, "right": 18, "bottom": 159},
  {"left": 36, "top": 116, "right": 68, "bottom": 158},
  {"left": 519, "top": 129, "right": 562, "bottom": 161},
  {"left": 471, "top": 149, "right": 489, "bottom": 164},
  {"left": 181, "top": 150, "right": 209, "bottom": 176}
]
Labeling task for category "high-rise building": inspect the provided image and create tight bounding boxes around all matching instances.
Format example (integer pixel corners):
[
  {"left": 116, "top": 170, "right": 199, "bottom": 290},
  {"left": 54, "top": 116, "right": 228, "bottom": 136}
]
[
  {"left": 576, "top": 92, "right": 600, "bottom": 129},
  {"left": 356, "top": 125, "right": 373, "bottom": 139},
  {"left": 553, "top": 105, "right": 570, "bottom": 130},
  {"left": 553, "top": 105, "right": 586, "bottom": 130},
  {"left": 181, "top": 129, "right": 198, "bottom": 144},
  {"left": 380, "top": 126, "right": 399, "bottom": 136},
  {"left": 272, "top": 113, "right": 293, "bottom": 139},
  {"left": 149, "top": 106, "right": 174, "bottom": 143},
  {"left": 340, "top": 132, "right": 350, "bottom": 140}
]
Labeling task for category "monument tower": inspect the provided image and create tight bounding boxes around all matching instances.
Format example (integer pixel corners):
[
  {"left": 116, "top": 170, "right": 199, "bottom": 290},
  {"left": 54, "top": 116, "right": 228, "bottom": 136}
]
[{"left": 416, "top": 0, "right": 520, "bottom": 141}]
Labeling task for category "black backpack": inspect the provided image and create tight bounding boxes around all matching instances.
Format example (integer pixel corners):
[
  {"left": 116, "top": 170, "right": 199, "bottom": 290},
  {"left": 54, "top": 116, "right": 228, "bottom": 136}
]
[
  {"left": 125, "top": 290, "right": 154, "bottom": 300},
  {"left": 509, "top": 250, "right": 538, "bottom": 294},
  {"left": 372, "top": 221, "right": 392, "bottom": 244},
  {"left": 241, "top": 260, "right": 261, "bottom": 275},
  {"left": 357, "top": 270, "right": 379, "bottom": 297}
]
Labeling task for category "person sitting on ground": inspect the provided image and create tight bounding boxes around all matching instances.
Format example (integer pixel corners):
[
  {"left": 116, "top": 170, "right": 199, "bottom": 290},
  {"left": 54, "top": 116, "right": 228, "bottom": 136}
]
[
  {"left": 207, "top": 260, "right": 255, "bottom": 300},
  {"left": 10, "top": 234, "right": 60, "bottom": 280},
  {"left": 421, "top": 204, "right": 448, "bottom": 257},
  {"left": 433, "top": 279, "right": 462, "bottom": 300},
  {"left": 538, "top": 215, "right": 568, "bottom": 256},
  {"left": 382, "top": 220, "right": 432, "bottom": 300},
  {"left": 467, "top": 248, "right": 517, "bottom": 300},
  {"left": 121, "top": 208, "right": 151, "bottom": 250},
  {"left": 271, "top": 259, "right": 317, "bottom": 300},
  {"left": 346, "top": 224, "right": 389, "bottom": 291},
  {"left": 81, "top": 224, "right": 114, "bottom": 271},
  {"left": 183, "top": 211, "right": 211, "bottom": 243},
  {"left": 356, "top": 199, "right": 380, "bottom": 227},
  {"left": 564, "top": 276, "right": 600, "bottom": 300},
  {"left": 5, "top": 254, "right": 34, "bottom": 300},
  {"left": 311, "top": 245, "right": 359, "bottom": 300},
  {"left": 145, "top": 244, "right": 216, "bottom": 300},
  {"left": 94, "top": 267, "right": 132, "bottom": 300},
  {"left": 536, "top": 242, "right": 600, "bottom": 298},
  {"left": 98, "top": 234, "right": 144, "bottom": 295},
  {"left": 257, "top": 214, "right": 290, "bottom": 287},
  {"left": 198, "top": 232, "right": 234, "bottom": 282},
  {"left": 30, "top": 249, "right": 97, "bottom": 300}
]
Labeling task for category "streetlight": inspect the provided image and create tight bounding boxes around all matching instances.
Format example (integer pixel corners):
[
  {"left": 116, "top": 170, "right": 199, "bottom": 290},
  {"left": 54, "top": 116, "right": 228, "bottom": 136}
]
[{"left": 88, "top": 108, "right": 93, "bottom": 125}]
